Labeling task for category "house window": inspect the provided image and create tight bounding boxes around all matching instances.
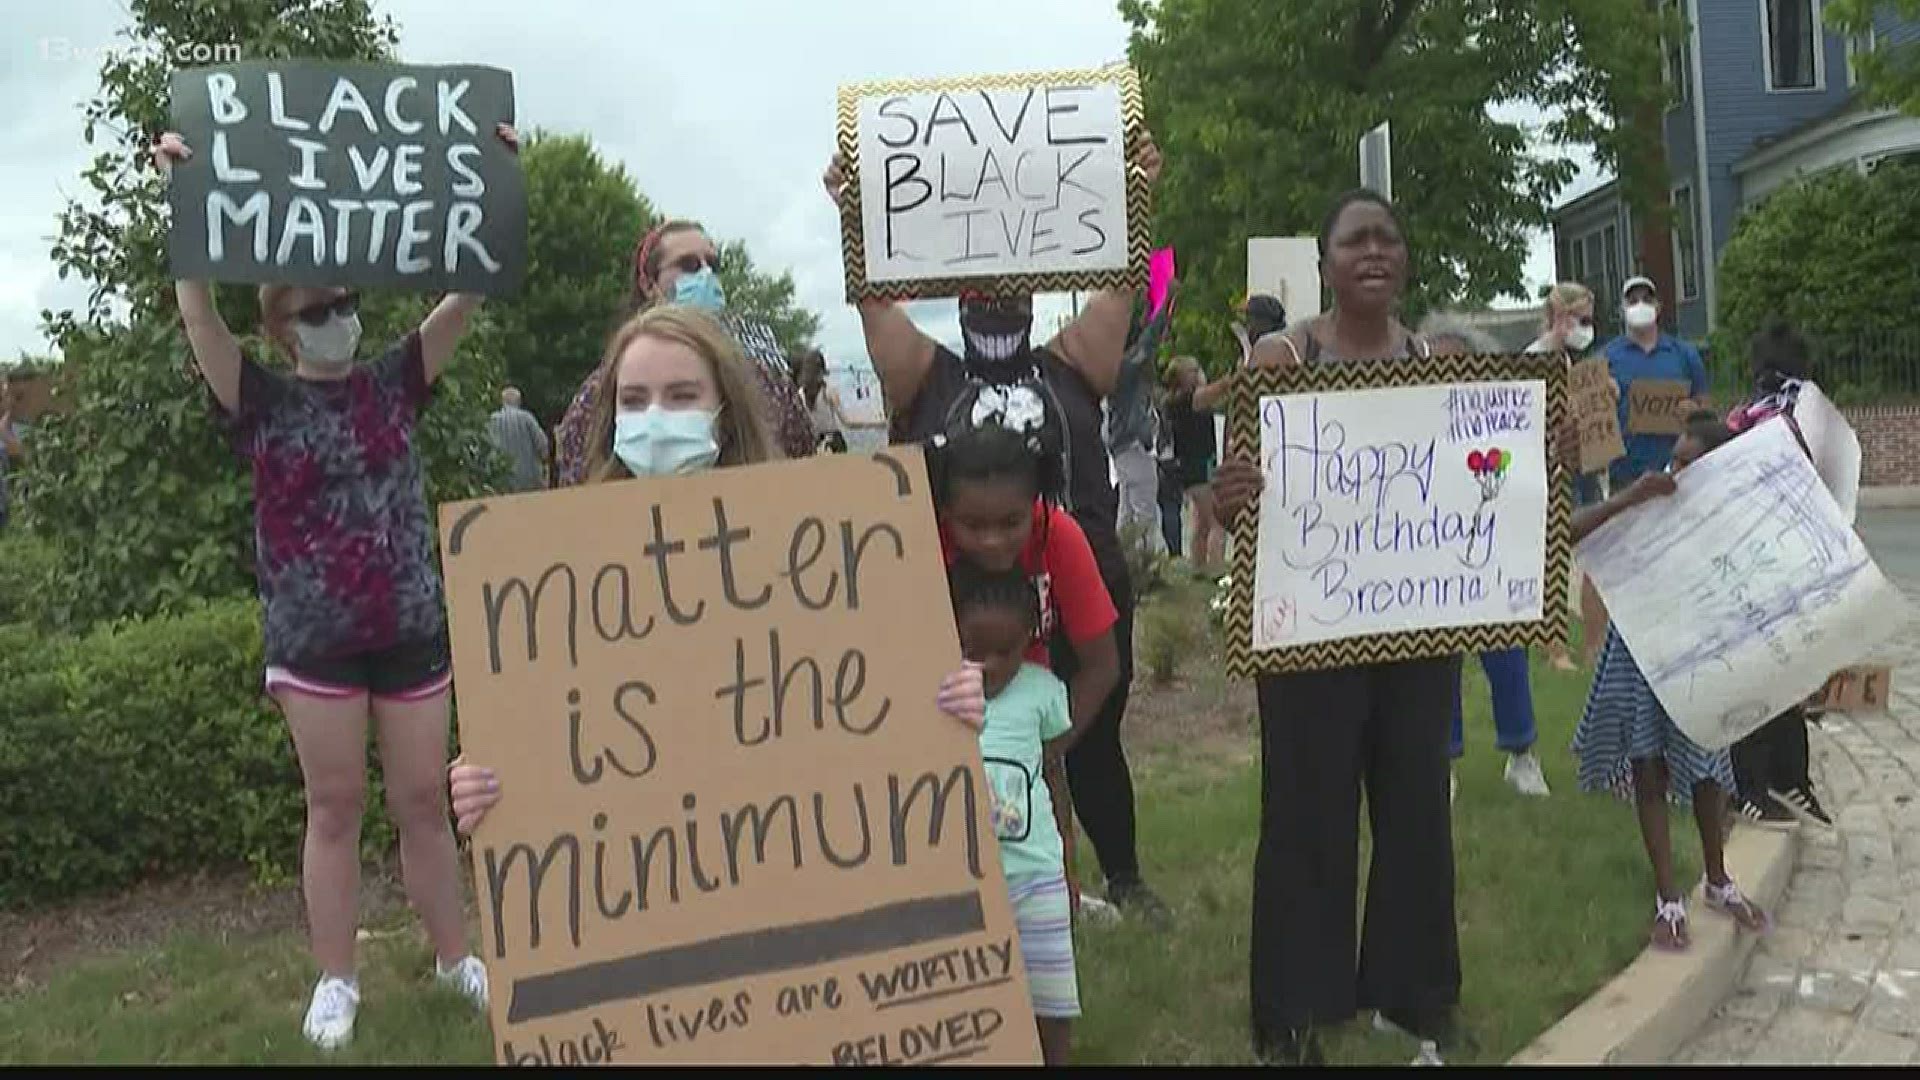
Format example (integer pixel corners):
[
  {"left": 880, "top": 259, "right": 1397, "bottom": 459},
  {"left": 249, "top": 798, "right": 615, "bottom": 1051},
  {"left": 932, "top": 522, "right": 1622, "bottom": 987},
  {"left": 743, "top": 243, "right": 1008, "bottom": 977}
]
[
  {"left": 1763, "top": 0, "right": 1824, "bottom": 92},
  {"left": 1672, "top": 184, "right": 1702, "bottom": 302},
  {"left": 1568, "top": 232, "right": 1587, "bottom": 286},
  {"left": 1662, "top": 0, "right": 1692, "bottom": 108}
]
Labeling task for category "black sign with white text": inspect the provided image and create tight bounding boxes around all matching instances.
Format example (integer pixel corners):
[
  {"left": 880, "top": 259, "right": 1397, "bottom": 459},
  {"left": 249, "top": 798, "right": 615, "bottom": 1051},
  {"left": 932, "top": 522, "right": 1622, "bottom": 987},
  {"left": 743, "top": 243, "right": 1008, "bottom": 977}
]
[{"left": 166, "top": 61, "right": 526, "bottom": 295}]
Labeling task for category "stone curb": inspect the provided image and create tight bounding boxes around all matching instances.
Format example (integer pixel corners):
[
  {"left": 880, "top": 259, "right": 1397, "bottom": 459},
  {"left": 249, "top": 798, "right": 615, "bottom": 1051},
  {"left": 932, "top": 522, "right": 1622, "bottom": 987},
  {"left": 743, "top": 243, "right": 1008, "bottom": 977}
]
[
  {"left": 1508, "top": 820, "right": 1801, "bottom": 1065},
  {"left": 1859, "top": 486, "right": 1920, "bottom": 511}
]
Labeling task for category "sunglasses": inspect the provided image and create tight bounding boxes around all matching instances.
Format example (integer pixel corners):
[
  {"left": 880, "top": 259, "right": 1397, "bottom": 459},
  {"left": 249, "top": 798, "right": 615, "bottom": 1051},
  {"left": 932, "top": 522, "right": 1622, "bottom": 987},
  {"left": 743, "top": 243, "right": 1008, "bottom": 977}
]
[
  {"left": 292, "top": 292, "right": 360, "bottom": 327},
  {"left": 668, "top": 253, "right": 721, "bottom": 276}
]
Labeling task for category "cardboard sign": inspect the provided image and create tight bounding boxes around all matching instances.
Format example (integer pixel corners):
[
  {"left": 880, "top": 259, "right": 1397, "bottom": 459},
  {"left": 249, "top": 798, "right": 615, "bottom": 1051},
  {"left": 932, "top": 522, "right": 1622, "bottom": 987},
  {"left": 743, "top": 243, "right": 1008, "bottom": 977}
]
[
  {"left": 1222, "top": 352, "right": 1572, "bottom": 677},
  {"left": 438, "top": 448, "right": 1041, "bottom": 1066},
  {"left": 1567, "top": 357, "right": 1625, "bottom": 474},
  {"left": 834, "top": 65, "right": 1149, "bottom": 302},
  {"left": 1626, "top": 378, "right": 1691, "bottom": 436},
  {"left": 1579, "top": 418, "right": 1910, "bottom": 750},
  {"left": 167, "top": 61, "right": 526, "bottom": 295},
  {"left": 1810, "top": 665, "right": 1893, "bottom": 713}
]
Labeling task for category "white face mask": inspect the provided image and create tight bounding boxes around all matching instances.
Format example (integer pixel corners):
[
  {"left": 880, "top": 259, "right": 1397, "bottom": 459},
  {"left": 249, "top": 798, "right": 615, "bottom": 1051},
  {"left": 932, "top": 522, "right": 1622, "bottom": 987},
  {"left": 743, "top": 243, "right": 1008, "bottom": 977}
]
[
  {"left": 1623, "top": 302, "right": 1658, "bottom": 331},
  {"left": 613, "top": 406, "right": 721, "bottom": 477},
  {"left": 1566, "top": 323, "right": 1596, "bottom": 352},
  {"left": 294, "top": 313, "right": 363, "bottom": 370}
]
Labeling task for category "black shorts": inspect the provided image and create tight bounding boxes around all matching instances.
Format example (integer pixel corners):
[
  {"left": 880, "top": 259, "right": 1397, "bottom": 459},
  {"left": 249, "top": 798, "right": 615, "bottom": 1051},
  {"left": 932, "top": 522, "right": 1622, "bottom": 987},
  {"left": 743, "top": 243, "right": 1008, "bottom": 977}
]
[{"left": 265, "top": 637, "right": 452, "bottom": 702}]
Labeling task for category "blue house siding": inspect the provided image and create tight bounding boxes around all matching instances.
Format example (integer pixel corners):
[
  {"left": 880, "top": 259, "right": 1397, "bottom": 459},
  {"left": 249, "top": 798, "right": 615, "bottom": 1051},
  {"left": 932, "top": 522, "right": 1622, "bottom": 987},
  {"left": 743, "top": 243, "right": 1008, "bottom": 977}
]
[
  {"left": 1697, "top": 3, "right": 1852, "bottom": 251},
  {"left": 1879, "top": 9, "right": 1920, "bottom": 47}
]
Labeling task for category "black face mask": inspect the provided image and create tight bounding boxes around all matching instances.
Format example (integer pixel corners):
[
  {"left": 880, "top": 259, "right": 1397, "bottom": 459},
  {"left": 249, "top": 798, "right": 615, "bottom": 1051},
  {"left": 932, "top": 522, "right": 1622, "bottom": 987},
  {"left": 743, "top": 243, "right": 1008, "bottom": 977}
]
[{"left": 959, "top": 296, "right": 1035, "bottom": 381}]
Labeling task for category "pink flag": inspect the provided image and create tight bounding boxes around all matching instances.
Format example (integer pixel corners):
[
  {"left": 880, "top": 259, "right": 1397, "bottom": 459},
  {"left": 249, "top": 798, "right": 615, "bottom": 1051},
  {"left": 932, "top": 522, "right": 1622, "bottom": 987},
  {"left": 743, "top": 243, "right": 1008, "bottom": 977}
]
[{"left": 1147, "top": 247, "right": 1176, "bottom": 318}]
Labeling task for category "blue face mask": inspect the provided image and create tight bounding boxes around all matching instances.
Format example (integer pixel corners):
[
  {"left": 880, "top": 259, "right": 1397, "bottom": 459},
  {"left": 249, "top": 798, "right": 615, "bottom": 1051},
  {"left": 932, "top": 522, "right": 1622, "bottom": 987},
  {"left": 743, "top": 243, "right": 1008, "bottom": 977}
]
[
  {"left": 613, "top": 406, "right": 721, "bottom": 477},
  {"left": 672, "top": 267, "right": 727, "bottom": 312}
]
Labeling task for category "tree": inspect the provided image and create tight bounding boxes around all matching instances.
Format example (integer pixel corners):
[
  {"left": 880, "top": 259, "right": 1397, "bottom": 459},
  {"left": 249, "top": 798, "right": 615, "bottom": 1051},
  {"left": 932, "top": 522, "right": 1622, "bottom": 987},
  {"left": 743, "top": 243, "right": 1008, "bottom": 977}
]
[
  {"left": 488, "top": 131, "right": 655, "bottom": 425},
  {"left": 1118, "top": 0, "right": 1671, "bottom": 372},
  {"left": 1828, "top": 0, "right": 1920, "bottom": 115},
  {"left": 716, "top": 241, "right": 820, "bottom": 362},
  {"left": 1712, "top": 161, "right": 1920, "bottom": 401},
  {"left": 19, "top": 0, "right": 505, "bottom": 630}
]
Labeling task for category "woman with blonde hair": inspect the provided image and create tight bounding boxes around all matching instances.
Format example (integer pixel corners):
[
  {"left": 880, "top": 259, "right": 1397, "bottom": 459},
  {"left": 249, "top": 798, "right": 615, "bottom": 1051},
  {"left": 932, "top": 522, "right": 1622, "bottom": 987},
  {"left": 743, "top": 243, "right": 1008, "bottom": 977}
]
[
  {"left": 151, "top": 124, "right": 519, "bottom": 1051},
  {"left": 1527, "top": 280, "right": 1608, "bottom": 670},
  {"left": 552, "top": 220, "right": 816, "bottom": 484},
  {"left": 578, "top": 305, "right": 780, "bottom": 480},
  {"left": 447, "top": 304, "right": 989, "bottom": 832}
]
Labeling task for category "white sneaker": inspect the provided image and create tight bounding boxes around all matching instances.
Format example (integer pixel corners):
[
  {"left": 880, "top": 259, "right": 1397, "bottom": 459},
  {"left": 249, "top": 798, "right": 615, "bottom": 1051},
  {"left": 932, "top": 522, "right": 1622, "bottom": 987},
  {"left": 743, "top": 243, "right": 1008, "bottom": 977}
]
[
  {"left": 436, "top": 955, "right": 489, "bottom": 1012},
  {"left": 1372, "top": 1012, "right": 1445, "bottom": 1066},
  {"left": 302, "top": 975, "right": 359, "bottom": 1051},
  {"left": 1077, "top": 893, "right": 1124, "bottom": 927},
  {"left": 1504, "top": 751, "right": 1551, "bottom": 797}
]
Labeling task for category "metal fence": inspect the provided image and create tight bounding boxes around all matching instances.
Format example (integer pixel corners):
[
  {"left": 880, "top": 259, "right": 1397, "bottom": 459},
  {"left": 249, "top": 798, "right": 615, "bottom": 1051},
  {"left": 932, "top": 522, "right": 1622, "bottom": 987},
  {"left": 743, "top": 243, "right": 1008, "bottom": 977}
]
[{"left": 1706, "top": 328, "right": 1920, "bottom": 408}]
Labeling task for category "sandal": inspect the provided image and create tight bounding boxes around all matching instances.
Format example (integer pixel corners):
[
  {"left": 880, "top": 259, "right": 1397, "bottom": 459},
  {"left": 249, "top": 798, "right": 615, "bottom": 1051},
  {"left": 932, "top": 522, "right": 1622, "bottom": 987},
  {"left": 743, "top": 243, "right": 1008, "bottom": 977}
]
[
  {"left": 1705, "top": 878, "right": 1772, "bottom": 934},
  {"left": 1651, "top": 897, "right": 1690, "bottom": 952}
]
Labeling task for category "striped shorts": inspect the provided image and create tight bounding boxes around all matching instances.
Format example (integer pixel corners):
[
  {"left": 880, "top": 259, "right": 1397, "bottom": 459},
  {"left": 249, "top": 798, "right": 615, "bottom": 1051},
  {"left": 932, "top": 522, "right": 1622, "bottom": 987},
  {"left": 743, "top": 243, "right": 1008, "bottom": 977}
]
[{"left": 1008, "top": 872, "right": 1080, "bottom": 1019}]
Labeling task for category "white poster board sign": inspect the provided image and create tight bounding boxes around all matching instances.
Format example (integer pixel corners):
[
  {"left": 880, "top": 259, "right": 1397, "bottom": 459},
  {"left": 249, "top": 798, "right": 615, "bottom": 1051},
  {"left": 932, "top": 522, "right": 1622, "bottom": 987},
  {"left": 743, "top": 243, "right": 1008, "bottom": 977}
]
[
  {"left": 1578, "top": 418, "right": 1908, "bottom": 750},
  {"left": 1792, "top": 381, "right": 1861, "bottom": 525},
  {"left": 835, "top": 67, "right": 1147, "bottom": 302},
  {"left": 1250, "top": 381, "right": 1551, "bottom": 651}
]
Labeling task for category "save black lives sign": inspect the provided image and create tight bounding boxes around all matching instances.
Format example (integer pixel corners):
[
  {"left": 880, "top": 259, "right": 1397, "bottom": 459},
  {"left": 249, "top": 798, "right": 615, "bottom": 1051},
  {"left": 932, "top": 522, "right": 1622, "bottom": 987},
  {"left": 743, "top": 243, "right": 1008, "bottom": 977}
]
[{"left": 166, "top": 61, "right": 527, "bottom": 295}]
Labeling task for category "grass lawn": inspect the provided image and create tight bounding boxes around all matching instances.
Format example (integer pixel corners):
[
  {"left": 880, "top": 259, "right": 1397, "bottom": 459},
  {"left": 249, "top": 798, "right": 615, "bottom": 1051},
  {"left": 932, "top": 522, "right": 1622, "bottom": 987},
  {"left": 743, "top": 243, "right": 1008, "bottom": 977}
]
[{"left": 0, "top": 574, "right": 1703, "bottom": 1066}]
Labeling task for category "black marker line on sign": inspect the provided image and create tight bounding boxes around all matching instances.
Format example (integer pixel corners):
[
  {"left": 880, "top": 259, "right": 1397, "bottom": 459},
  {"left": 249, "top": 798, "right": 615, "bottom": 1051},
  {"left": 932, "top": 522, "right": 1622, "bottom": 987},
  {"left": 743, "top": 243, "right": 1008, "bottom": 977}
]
[{"left": 504, "top": 890, "right": 987, "bottom": 1023}]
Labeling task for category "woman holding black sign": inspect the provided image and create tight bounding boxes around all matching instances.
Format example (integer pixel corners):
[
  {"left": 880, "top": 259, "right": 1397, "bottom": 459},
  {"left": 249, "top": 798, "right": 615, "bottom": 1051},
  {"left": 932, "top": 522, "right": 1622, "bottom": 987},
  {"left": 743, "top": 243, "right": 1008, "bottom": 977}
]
[{"left": 153, "top": 123, "right": 519, "bottom": 1052}]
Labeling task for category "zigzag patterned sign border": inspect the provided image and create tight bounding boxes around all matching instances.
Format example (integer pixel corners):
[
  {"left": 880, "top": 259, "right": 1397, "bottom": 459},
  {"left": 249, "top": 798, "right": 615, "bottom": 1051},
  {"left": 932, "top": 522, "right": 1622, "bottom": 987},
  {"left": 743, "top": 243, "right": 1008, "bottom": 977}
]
[
  {"left": 1223, "top": 352, "right": 1574, "bottom": 680},
  {"left": 834, "top": 65, "right": 1150, "bottom": 303}
]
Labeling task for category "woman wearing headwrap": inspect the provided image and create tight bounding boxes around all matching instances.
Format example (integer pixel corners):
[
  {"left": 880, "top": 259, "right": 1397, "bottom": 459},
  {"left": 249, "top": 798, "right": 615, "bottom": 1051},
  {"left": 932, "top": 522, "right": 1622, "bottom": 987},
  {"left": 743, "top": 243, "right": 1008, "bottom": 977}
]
[{"left": 552, "top": 220, "right": 815, "bottom": 484}]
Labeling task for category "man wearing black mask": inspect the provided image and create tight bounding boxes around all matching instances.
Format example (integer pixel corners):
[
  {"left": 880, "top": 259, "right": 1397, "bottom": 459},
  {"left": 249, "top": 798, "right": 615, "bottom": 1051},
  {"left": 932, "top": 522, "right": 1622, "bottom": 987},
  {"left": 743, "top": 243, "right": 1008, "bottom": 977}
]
[{"left": 821, "top": 142, "right": 1172, "bottom": 926}]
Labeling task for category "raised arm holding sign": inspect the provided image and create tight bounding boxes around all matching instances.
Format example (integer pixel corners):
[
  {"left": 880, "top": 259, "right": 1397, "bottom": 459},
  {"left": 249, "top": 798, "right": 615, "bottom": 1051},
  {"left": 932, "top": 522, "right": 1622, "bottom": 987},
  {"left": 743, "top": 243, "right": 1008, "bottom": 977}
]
[{"left": 148, "top": 64, "right": 530, "bottom": 1054}]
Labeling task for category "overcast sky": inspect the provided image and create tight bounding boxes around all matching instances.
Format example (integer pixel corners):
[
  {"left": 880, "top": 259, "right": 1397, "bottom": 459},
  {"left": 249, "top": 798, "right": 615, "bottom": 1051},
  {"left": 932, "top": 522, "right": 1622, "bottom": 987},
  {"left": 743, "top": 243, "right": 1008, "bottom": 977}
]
[{"left": 3, "top": 0, "right": 1602, "bottom": 370}]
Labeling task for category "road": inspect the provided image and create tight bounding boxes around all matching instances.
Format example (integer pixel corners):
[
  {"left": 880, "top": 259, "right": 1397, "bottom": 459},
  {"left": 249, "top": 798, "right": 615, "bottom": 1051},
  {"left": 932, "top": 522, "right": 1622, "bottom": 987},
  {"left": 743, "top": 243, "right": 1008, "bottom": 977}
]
[{"left": 1671, "top": 508, "right": 1920, "bottom": 1065}]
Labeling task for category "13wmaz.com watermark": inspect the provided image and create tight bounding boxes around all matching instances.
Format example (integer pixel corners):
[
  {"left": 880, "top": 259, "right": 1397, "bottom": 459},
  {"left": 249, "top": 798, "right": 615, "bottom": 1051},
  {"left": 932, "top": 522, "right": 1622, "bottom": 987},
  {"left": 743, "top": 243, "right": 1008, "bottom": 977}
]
[{"left": 38, "top": 37, "right": 242, "bottom": 66}]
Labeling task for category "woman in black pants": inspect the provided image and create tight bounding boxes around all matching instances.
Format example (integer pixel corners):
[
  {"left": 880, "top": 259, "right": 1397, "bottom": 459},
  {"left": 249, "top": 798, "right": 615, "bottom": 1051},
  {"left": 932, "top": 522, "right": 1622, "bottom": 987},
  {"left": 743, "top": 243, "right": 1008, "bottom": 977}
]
[{"left": 1213, "top": 191, "right": 1465, "bottom": 1066}]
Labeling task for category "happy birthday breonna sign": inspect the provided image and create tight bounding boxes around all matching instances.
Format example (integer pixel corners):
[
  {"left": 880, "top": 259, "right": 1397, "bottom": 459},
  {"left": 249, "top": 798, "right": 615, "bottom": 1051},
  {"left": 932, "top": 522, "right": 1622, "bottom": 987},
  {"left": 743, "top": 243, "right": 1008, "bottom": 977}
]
[
  {"left": 437, "top": 448, "right": 1042, "bottom": 1065},
  {"left": 166, "top": 60, "right": 526, "bottom": 295}
]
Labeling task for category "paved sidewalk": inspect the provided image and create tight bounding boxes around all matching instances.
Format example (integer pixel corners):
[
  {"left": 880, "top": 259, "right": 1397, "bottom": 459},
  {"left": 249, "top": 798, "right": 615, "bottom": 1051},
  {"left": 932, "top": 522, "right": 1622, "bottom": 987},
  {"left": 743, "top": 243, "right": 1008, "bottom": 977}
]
[{"left": 1673, "top": 514, "right": 1920, "bottom": 1065}]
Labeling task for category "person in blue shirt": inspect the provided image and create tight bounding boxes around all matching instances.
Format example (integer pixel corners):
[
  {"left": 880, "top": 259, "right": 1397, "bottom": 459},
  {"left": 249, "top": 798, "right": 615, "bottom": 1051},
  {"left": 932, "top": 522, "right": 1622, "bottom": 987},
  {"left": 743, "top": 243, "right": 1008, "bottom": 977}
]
[{"left": 1604, "top": 276, "right": 1711, "bottom": 490}]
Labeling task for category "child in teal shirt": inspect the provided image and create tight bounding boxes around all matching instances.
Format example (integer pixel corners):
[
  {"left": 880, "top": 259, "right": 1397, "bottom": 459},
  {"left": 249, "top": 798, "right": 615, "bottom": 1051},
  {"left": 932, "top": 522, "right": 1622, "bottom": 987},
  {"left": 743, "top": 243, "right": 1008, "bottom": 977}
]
[{"left": 950, "top": 560, "right": 1082, "bottom": 1066}]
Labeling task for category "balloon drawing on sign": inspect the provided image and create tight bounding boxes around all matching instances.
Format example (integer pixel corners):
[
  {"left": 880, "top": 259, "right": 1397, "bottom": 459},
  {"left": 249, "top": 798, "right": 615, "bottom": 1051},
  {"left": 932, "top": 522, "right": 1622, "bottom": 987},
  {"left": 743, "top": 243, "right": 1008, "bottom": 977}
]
[{"left": 1467, "top": 447, "right": 1511, "bottom": 501}]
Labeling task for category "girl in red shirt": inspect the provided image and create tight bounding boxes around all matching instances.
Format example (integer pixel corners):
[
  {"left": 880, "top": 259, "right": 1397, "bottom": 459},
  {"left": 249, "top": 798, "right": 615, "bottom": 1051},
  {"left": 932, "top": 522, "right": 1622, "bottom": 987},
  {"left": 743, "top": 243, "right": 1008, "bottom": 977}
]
[{"left": 933, "top": 424, "right": 1121, "bottom": 915}]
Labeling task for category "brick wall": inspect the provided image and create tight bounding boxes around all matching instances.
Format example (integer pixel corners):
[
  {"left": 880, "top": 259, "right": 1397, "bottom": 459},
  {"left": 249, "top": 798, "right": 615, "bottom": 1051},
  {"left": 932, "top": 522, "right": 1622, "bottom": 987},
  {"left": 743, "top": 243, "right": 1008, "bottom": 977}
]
[{"left": 1842, "top": 405, "right": 1920, "bottom": 488}]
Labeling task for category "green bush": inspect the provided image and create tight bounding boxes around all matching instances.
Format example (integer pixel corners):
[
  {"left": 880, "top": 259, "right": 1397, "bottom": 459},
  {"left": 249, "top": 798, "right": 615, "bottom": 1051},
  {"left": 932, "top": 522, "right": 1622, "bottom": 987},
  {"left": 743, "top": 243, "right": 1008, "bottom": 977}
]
[
  {"left": 1713, "top": 161, "right": 1920, "bottom": 396},
  {"left": 0, "top": 531, "right": 58, "bottom": 627},
  {"left": 1137, "top": 599, "right": 1203, "bottom": 687},
  {"left": 0, "top": 599, "right": 407, "bottom": 909}
]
